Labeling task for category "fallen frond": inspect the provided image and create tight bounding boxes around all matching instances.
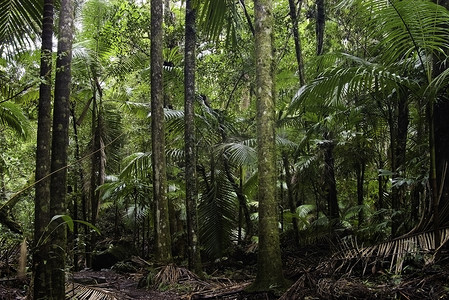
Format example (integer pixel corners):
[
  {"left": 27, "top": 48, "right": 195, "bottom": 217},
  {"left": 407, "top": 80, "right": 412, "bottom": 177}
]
[
  {"left": 331, "top": 227, "right": 449, "bottom": 274},
  {"left": 65, "top": 282, "right": 129, "bottom": 300}
]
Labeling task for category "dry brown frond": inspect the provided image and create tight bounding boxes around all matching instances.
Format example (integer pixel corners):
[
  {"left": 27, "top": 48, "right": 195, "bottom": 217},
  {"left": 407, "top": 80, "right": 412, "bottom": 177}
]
[
  {"left": 332, "top": 227, "right": 449, "bottom": 274},
  {"left": 65, "top": 282, "right": 129, "bottom": 300}
]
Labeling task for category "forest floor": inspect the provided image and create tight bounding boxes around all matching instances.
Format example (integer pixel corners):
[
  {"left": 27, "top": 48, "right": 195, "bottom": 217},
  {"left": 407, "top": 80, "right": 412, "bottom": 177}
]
[{"left": 1, "top": 243, "right": 449, "bottom": 299}]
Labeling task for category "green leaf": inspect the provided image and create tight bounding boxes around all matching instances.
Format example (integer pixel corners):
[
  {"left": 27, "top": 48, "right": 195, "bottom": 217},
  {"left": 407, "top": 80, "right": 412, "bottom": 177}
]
[
  {"left": 74, "top": 220, "right": 101, "bottom": 235},
  {"left": 51, "top": 214, "right": 74, "bottom": 232}
]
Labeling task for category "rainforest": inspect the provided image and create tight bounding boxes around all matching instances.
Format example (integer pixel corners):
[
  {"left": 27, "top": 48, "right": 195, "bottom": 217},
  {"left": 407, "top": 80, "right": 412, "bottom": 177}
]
[{"left": 1, "top": 0, "right": 449, "bottom": 299}]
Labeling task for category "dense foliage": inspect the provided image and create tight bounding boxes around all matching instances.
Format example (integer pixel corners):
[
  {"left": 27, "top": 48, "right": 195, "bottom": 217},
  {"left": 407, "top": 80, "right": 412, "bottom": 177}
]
[{"left": 2, "top": 0, "right": 449, "bottom": 297}]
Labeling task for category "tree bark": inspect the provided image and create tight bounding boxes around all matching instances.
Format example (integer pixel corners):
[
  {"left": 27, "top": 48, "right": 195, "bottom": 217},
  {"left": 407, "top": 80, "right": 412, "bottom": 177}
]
[
  {"left": 391, "top": 93, "right": 409, "bottom": 236},
  {"left": 151, "top": 0, "right": 172, "bottom": 264},
  {"left": 70, "top": 103, "right": 87, "bottom": 271},
  {"left": 282, "top": 153, "right": 299, "bottom": 247},
  {"left": 184, "top": 0, "right": 202, "bottom": 274},
  {"left": 49, "top": 0, "right": 73, "bottom": 297},
  {"left": 323, "top": 137, "right": 339, "bottom": 223},
  {"left": 288, "top": 0, "right": 305, "bottom": 85},
  {"left": 250, "top": 0, "right": 286, "bottom": 291},
  {"left": 356, "top": 162, "right": 365, "bottom": 227},
  {"left": 33, "top": 0, "right": 53, "bottom": 298},
  {"left": 430, "top": 0, "right": 449, "bottom": 247},
  {"left": 316, "top": 0, "right": 325, "bottom": 56}
]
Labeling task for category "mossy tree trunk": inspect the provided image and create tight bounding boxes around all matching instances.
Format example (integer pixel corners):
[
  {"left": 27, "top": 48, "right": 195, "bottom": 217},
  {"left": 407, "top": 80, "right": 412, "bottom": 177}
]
[
  {"left": 250, "top": 0, "right": 286, "bottom": 292},
  {"left": 49, "top": 0, "right": 73, "bottom": 297},
  {"left": 151, "top": 0, "right": 172, "bottom": 264},
  {"left": 33, "top": 0, "right": 53, "bottom": 298}
]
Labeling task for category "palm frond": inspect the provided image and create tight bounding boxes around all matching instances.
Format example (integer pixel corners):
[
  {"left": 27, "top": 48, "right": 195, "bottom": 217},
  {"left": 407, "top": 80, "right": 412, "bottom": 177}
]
[
  {"left": 121, "top": 101, "right": 150, "bottom": 119},
  {"left": 333, "top": 228, "right": 449, "bottom": 274},
  {"left": 367, "top": 0, "right": 449, "bottom": 68},
  {"left": 120, "top": 152, "right": 152, "bottom": 180},
  {"left": 218, "top": 141, "right": 257, "bottom": 166},
  {"left": 199, "top": 169, "right": 238, "bottom": 258},
  {"left": 0, "top": 101, "right": 31, "bottom": 139},
  {"left": 195, "top": 0, "right": 239, "bottom": 45},
  {"left": 65, "top": 282, "right": 126, "bottom": 300},
  {"left": 166, "top": 148, "right": 184, "bottom": 163},
  {"left": 0, "top": 0, "right": 42, "bottom": 56},
  {"left": 289, "top": 54, "right": 415, "bottom": 113}
]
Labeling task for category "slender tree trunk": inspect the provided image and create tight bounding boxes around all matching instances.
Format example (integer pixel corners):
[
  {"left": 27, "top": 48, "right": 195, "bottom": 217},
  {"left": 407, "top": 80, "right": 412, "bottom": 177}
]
[
  {"left": 88, "top": 94, "right": 104, "bottom": 266},
  {"left": 356, "top": 162, "right": 365, "bottom": 227},
  {"left": 431, "top": 0, "right": 449, "bottom": 245},
  {"left": 316, "top": 0, "right": 325, "bottom": 56},
  {"left": 391, "top": 93, "right": 409, "bottom": 236},
  {"left": 282, "top": 153, "right": 299, "bottom": 247},
  {"left": 250, "top": 0, "right": 286, "bottom": 291},
  {"left": 288, "top": 0, "right": 305, "bottom": 85},
  {"left": 151, "top": 0, "right": 172, "bottom": 264},
  {"left": 70, "top": 103, "right": 89, "bottom": 269},
  {"left": 49, "top": 0, "right": 73, "bottom": 297},
  {"left": 224, "top": 160, "right": 253, "bottom": 239},
  {"left": 315, "top": 0, "right": 338, "bottom": 225},
  {"left": 184, "top": 0, "right": 202, "bottom": 273},
  {"left": 33, "top": 0, "right": 53, "bottom": 298},
  {"left": 323, "top": 137, "right": 339, "bottom": 222},
  {"left": 239, "top": 0, "right": 255, "bottom": 36}
]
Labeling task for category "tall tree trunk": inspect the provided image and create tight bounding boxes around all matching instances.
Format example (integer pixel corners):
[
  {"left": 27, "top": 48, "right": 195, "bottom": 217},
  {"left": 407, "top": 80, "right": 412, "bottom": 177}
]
[
  {"left": 33, "top": 0, "right": 53, "bottom": 298},
  {"left": 49, "top": 0, "right": 73, "bottom": 297},
  {"left": 288, "top": 0, "right": 305, "bottom": 85},
  {"left": 151, "top": 0, "right": 172, "bottom": 264},
  {"left": 250, "top": 0, "right": 286, "bottom": 291},
  {"left": 431, "top": 0, "right": 449, "bottom": 247},
  {"left": 315, "top": 0, "right": 338, "bottom": 225},
  {"left": 184, "top": 0, "right": 202, "bottom": 273},
  {"left": 70, "top": 103, "right": 87, "bottom": 271},
  {"left": 87, "top": 93, "right": 104, "bottom": 267},
  {"left": 391, "top": 93, "right": 409, "bottom": 236},
  {"left": 316, "top": 0, "right": 325, "bottom": 56}
]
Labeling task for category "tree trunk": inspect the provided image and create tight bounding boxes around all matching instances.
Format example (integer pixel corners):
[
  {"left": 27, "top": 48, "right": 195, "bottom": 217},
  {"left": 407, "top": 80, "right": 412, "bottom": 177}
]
[
  {"left": 151, "top": 0, "right": 172, "bottom": 264},
  {"left": 431, "top": 0, "right": 449, "bottom": 245},
  {"left": 323, "top": 137, "right": 339, "bottom": 223},
  {"left": 391, "top": 93, "right": 409, "bottom": 236},
  {"left": 316, "top": 0, "right": 325, "bottom": 56},
  {"left": 33, "top": 0, "right": 53, "bottom": 298},
  {"left": 282, "top": 153, "right": 299, "bottom": 247},
  {"left": 288, "top": 0, "right": 305, "bottom": 85},
  {"left": 184, "top": 0, "right": 202, "bottom": 274},
  {"left": 224, "top": 160, "right": 253, "bottom": 239},
  {"left": 70, "top": 103, "right": 88, "bottom": 270},
  {"left": 49, "top": 0, "right": 73, "bottom": 297},
  {"left": 356, "top": 162, "right": 365, "bottom": 227},
  {"left": 250, "top": 0, "right": 286, "bottom": 291}
]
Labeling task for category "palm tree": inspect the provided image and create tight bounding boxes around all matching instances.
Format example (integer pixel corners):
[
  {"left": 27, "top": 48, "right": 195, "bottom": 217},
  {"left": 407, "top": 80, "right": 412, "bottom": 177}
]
[
  {"left": 49, "top": 0, "right": 73, "bottom": 297},
  {"left": 33, "top": 0, "right": 54, "bottom": 297},
  {"left": 184, "top": 0, "right": 202, "bottom": 274},
  {"left": 151, "top": 0, "right": 172, "bottom": 264}
]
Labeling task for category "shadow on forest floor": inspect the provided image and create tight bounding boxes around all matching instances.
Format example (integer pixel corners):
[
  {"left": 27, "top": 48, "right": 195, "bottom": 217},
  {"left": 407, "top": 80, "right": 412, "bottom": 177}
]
[{"left": 1, "top": 244, "right": 449, "bottom": 299}]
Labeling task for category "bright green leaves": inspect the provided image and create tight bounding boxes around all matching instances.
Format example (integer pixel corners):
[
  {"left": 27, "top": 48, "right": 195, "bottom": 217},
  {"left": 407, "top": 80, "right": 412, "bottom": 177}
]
[{"left": 0, "top": 0, "right": 42, "bottom": 57}]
